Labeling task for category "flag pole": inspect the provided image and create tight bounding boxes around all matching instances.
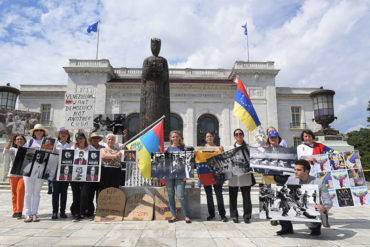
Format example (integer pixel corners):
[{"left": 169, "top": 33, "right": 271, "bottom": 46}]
[
  {"left": 96, "top": 20, "right": 100, "bottom": 60},
  {"left": 246, "top": 21, "right": 250, "bottom": 62},
  {"left": 122, "top": 115, "right": 166, "bottom": 146}
]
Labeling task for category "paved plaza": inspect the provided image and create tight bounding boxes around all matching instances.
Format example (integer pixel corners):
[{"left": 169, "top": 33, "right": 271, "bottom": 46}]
[{"left": 0, "top": 186, "right": 369, "bottom": 247}]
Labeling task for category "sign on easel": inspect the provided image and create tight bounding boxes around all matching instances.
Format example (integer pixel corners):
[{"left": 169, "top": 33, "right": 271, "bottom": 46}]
[
  {"left": 95, "top": 187, "right": 126, "bottom": 222},
  {"left": 64, "top": 91, "right": 96, "bottom": 130}
]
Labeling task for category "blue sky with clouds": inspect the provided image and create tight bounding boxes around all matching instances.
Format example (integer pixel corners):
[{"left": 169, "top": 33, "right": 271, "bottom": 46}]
[{"left": 0, "top": 0, "right": 369, "bottom": 133}]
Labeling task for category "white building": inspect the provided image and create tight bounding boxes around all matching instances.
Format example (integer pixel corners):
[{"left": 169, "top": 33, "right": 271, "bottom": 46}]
[{"left": 18, "top": 59, "right": 322, "bottom": 147}]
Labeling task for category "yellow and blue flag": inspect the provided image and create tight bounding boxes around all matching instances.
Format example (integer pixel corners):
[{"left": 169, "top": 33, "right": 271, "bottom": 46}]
[
  {"left": 233, "top": 77, "right": 261, "bottom": 132},
  {"left": 87, "top": 21, "right": 98, "bottom": 33},
  {"left": 126, "top": 120, "right": 164, "bottom": 179}
]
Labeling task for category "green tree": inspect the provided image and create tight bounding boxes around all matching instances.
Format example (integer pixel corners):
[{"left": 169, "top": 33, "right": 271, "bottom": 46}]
[{"left": 347, "top": 128, "right": 370, "bottom": 180}]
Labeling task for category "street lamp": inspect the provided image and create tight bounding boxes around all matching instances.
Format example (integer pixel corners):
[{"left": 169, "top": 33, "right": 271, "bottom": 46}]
[
  {"left": 0, "top": 83, "right": 20, "bottom": 110},
  {"left": 310, "top": 88, "right": 339, "bottom": 135}
]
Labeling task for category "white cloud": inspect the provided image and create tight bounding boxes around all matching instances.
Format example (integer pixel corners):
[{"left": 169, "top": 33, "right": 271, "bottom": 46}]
[{"left": 0, "top": 0, "right": 369, "bottom": 132}]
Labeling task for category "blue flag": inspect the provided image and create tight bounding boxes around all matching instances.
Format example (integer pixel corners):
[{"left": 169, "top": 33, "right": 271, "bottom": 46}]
[
  {"left": 87, "top": 22, "right": 98, "bottom": 33},
  {"left": 241, "top": 24, "right": 247, "bottom": 35}
]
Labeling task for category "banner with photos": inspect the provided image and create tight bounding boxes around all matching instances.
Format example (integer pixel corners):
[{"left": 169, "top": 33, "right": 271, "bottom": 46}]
[
  {"left": 57, "top": 149, "right": 101, "bottom": 182},
  {"left": 0, "top": 109, "right": 40, "bottom": 136},
  {"left": 92, "top": 114, "right": 126, "bottom": 135},
  {"left": 121, "top": 150, "right": 138, "bottom": 171},
  {"left": 249, "top": 147, "right": 296, "bottom": 175},
  {"left": 314, "top": 151, "right": 369, "bottom": 207},
  {"left": 207, "top": 146, "right": 249, "bottom": 184},
  {"left": 151, "top": 151, "right": 194, "bottom": 179},
  {"left": 10, "top": 147, "right": 59, "bottom": 181},
  {"left": 259, "top": 184, "right": 320, "bottom": 222}
]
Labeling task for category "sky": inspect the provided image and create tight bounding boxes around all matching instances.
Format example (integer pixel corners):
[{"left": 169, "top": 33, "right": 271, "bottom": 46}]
[{"left": 0, "top": 0, "right": 369, "bottom": 133}]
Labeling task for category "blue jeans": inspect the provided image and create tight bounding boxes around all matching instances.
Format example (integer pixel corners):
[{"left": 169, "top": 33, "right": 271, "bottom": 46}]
[{"left": 165, "top": 178, "right": 189, "bottom": 218}]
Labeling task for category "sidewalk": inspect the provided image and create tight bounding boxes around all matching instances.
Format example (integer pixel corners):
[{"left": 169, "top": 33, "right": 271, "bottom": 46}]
[{"left": 0, "top": 188, "right": 369, "bottom": 247}]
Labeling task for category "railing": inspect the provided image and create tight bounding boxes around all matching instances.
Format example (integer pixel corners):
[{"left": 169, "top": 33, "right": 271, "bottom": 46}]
[
  {"left": 290, "top": 122, "right": 307, "bottom": 129},
  {"left": 233, "top": 61, "right": 275, "bottom": 69},
  {"left": 113, "top": 67, "right": 232, "bottom": 79},
  {"left": 68, "top": 59, "right": 111, "bottom": 67}
]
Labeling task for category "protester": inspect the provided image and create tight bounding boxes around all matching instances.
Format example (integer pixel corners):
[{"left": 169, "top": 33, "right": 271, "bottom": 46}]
[
  {"left": 3, "top": 133, "right": 26, "bottom": 219},
  {"left": 277, "top": 159, "right": 332, "bottom": 236},
  {"left": 296, "top": 129, "right": 333, "bottom": 227},
  {"left": 70, "top": 131, "right": 94, "bottom": 222},
  {"left": 51, "top": 127, "right": 73, "bottom": 220},
  {"left": 88, "top": 132, "right": 105, "bottom": 204},
  {"left": 23, "top": 124, "right": 48, "bottom": 222},
  {"left": 201, "top": 132, "right": 227, "bottom": 222},
  {"left": 261, "top": 127, "right": 288, "bottom": 148},
  {"left": 228, "top": 129, "right": 255, "bottom": 223},
  {"left": 165, "top": 130, "right": 191, "bottom": 224},
  {"left": 100, "top": 134, "right": 123, "bottom": 191}
]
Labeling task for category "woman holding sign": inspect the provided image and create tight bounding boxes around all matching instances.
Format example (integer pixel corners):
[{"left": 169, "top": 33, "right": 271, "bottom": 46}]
[
  {"left": 3, "top": 133, "right": 26, "bottom": 219},
  {"left": 71, "top": 131, "right": 92, "bottom": 222},
  {"left": 228, "top": 129, "right": 255, "bottom": 223},
  {"left": 100, "top": 134, "right": 123, "bottom": 191},
  {"left": 23, "top": 124, "right": 48, "bottom": 223},
  {"left": 51, "top": 127, "right": 73, "bottom": 220},
  {"left": 198, "top": 132, "right": 227, "bottom": 222},
  {"left": 165, "top": 130, "right": 191, "bottom": 224}
]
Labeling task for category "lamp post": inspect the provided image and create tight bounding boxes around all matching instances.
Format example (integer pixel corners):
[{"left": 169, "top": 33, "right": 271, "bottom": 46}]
[
  {"left": 0, "top": 83, "right": 20, "bottom": 110},
  {"left": 310, "top": 88, "right": 339, "bottom": 136}
]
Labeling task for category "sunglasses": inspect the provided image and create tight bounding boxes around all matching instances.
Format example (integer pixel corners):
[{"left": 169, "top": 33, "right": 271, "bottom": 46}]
[
  {"left": 34, "top": 129, "right": 44, "bottom": 132},
  {"left": 234, "top": 133, "right": 244, "bottom": 136}
]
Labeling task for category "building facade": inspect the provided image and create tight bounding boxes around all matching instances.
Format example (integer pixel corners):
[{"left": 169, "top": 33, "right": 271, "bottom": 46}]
[{"left": 18, "top": 59, "right": 321, "bottom": 147}]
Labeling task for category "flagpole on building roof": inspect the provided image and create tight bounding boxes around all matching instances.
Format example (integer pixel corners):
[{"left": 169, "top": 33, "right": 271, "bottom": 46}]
[
  {"left": 246, "top": 21, "right": 250, "bottom": 62},
  {"left": 96, "top": 20, "right": 100, "bottom": 60}
]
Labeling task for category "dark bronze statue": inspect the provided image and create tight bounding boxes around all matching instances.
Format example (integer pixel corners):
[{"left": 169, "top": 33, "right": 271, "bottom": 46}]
[{"left": 140, "top": 38, "right": 170, "bottom": 139}]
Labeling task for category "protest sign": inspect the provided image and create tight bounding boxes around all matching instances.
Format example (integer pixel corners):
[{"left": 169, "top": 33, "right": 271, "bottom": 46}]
[
  {"left": 121, "top": 150, "right": 137, "bottom": 171},
  {"left": 314, "top": 151, "right": 369, "bottom": 207},
  {"left": 0, "top": 109, "right": 40, "bottom": 135},
  {"left": 95, "top": 187, "right": 126, "bottom": 222},
  {"left": 11, "top": 148, "right": 58, "bottom": 180},
  {"left": 124, "top": 193, "right": 154, "bottom": 221},
  {"left": 40, "top": 137, "right": 56, "bottom": 153},
  {"left": 125, "top": 162, "right": 157, "bottom": 187},
  {"left": 151, "top": 151, "right": 194, "bottom": 179},
  {"left": 206, "top": 146, "right": 249, "bottom": 184},
  {"left": 57, "top": 149, "right": 101, "bottom": 182},
  {"left": 92, "top": 114, "right": 126, "bottom": 135},
  {"left": 154, "top": 187, "right": 184, "bottom": 220},
  {"left": 259, "top": 184, "right": 320, "bottom": 222},
  {"left": 249, "top": 147, "right": 296, "bottom": 175},
  {"left": 64, "top": 91, "right": 96, "bottom": 130}
]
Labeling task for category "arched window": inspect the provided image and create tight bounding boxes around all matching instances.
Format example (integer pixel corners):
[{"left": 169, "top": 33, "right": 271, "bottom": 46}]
[
  {"left": 197, "top": 114, "right": 220, "bottom": 146},
  {"left": 126, "top": 113, "right": 139, "bottom": 140},
  {"left": 170, "top": 113, "right": 183, "bottom": 135}
]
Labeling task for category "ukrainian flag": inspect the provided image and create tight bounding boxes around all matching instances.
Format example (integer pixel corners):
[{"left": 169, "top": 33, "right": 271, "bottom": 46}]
[
  {"left": 127, "top": 120, "right": 164, "bottom": 178},
  {"left": 233, "top": 77, "right": 261, "bottom": 132}
]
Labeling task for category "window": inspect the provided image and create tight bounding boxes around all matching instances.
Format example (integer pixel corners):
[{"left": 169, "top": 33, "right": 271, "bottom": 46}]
[
  {"left": 0, "top": 91, "right": 17, "bottom": 109},
  {"left": 170, "top": 113, "right": 183, "bottom": 134},
  {"left": 40, "top": 104, "right": 51, "bottom": 125},
  {"left": 293, "top": 136, "right": 301, "bottom": 148},
  {"left": 197, "top": 114, "right": 220, "bottom": 146},
  {"left": 291, "top": 106, "right": 301, "bottom": 128},
  {"left": 126, "top": 113, "right": 139, "bottom": 140}
]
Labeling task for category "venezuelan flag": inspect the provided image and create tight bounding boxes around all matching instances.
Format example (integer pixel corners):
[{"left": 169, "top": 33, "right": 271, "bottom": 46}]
[
  {"left": 65, "top": 98, "right": 72, "bottom": 104},
  {"left": 348, "top": 151, "right": 359, "bottom": 163},
  {"left": 127, "top": 120, "right": 164, "bottom": 178},
  {"left": 321, "top": 172, "right": 331, "bottom": 184},
  {"left": 233, "top": 77, "right": 261, "bottom": 132}
]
